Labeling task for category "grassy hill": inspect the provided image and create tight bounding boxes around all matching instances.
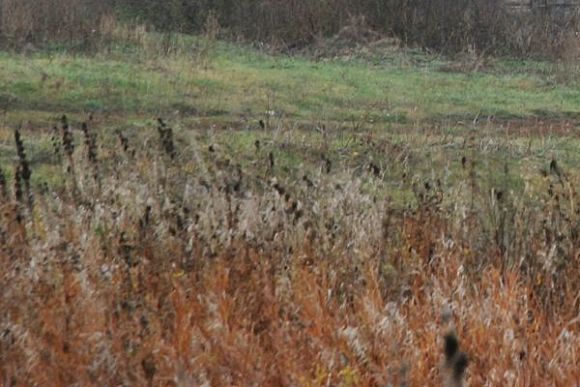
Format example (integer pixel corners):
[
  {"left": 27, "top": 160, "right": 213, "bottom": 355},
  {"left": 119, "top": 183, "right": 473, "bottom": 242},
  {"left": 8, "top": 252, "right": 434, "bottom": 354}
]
[
  {"left": 3, "top": 37, "right": 580, "bottom": 124},
  {"left": 1, "top": 36, "right": 578, "bottom": 190}
]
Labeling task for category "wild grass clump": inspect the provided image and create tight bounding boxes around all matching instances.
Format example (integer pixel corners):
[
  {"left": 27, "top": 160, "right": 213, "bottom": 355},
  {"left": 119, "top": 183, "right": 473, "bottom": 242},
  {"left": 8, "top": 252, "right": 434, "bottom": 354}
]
[
  {"left": 81, "top": 121, "right": 100, "bottom": 188},
  {"left": 0, "top": 116, "right": 578, "bottom": 385},
  {"left": 156, "top": 117, "right": 176, "bottom": 160}
]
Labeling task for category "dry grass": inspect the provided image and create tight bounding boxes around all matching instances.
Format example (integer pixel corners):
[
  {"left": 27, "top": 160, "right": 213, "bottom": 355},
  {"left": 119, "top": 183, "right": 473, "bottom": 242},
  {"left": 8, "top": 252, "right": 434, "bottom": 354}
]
[{"left": 0, "top": 116, "right": 579, "bottom": 386}]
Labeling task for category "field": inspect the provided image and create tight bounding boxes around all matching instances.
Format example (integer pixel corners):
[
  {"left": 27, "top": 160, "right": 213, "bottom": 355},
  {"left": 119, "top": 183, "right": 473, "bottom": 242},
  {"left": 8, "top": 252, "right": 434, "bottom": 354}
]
[{"left": 1, "top": 35, "right": 579, "bottom": 385}]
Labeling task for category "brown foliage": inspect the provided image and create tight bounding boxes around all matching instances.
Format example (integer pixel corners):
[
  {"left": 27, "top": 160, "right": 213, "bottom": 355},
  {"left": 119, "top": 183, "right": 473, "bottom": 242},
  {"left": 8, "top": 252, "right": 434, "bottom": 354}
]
[{"left": 0, "top": 117, "right": 579, "bottom": 385}]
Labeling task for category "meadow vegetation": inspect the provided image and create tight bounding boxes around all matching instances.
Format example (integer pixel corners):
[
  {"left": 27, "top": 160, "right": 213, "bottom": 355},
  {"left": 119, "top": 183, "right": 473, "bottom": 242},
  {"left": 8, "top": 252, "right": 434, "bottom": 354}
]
[{"left": 1, "top": 16, "right": 579, "bottom": 387}]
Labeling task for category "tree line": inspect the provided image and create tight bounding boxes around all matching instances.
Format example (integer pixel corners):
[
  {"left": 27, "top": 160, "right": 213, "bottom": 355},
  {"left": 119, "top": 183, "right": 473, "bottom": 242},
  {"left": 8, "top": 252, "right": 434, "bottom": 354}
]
[{"left": 1, "top": 0, "right": 578, "bottom": 56}]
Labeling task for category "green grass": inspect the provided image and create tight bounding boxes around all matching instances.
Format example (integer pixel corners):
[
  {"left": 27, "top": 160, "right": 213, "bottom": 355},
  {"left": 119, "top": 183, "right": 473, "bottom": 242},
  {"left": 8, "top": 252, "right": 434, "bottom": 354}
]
[
  {"left": 0, "top": 36, "right": 578, "bottom": 206},
  {"left": 2, "top": 39, "right": 580, "bottom": 127}
]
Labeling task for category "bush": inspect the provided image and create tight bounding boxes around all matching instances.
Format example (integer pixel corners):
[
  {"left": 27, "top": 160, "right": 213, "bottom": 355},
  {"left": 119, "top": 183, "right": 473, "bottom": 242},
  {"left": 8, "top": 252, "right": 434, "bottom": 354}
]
[
  {"left": 1, "top": 0, "right": 579, "bottom": 57},
  {"left": 0, "top": 0, "right": 110, "bottom": 47}
]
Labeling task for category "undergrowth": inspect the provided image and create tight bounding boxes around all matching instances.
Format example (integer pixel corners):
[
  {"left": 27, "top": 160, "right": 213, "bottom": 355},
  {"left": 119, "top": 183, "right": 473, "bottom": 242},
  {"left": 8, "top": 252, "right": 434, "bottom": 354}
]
[{"left": 0, "top": 115, "right": 578, "bottom": 385}]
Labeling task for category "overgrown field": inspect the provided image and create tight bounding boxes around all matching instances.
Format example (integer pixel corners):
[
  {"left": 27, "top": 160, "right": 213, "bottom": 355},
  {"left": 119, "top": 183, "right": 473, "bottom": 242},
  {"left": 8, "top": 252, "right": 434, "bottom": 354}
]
[{"left": 0, "top": 41, "right": 579, "bottom": 385}]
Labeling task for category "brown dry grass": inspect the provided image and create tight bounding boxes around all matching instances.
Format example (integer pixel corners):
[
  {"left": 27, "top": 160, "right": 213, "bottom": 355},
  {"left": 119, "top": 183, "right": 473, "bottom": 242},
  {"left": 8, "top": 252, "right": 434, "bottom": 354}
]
[{"left": 0, "top": 117, "right": 579, "bottom": 386}]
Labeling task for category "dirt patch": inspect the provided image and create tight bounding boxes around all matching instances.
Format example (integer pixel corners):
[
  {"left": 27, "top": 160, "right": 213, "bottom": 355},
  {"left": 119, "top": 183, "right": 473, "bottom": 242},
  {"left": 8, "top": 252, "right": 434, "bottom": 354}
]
[
  {"left": 493, "top": 118, "right": 580, "bottom": 137},
  {"left": 302, "top": 16, "right": 401, "bottom": 60},
  {"left": 437, "top": 53, "right": 495, "bottom": 74}
]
